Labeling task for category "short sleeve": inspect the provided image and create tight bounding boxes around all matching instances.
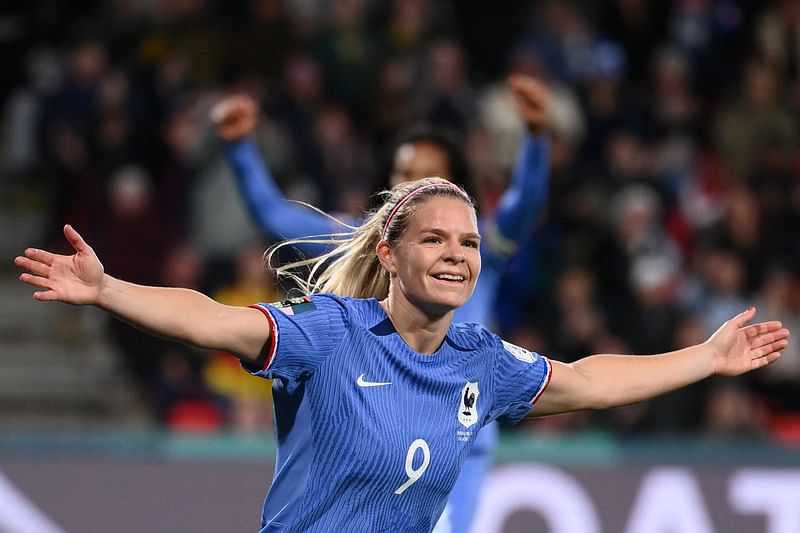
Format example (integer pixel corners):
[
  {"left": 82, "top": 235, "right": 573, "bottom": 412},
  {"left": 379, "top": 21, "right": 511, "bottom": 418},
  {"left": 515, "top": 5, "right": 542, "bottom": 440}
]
[
  {"left": 487, "top": 335, "right": 552, "bottom": 425},
  {"left": 243, "top": 294, "right": 348, "bottom": 381}
]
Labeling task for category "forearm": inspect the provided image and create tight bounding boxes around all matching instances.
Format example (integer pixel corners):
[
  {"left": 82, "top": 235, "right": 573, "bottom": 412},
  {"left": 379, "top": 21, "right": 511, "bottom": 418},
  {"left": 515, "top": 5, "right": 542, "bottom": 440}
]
[
  {"left": 491, "top": 134, "right": 551, "bottom": 250},
  {"left": 98, "top": 275, "right": 261, "bottom": 361},
  {"left": 225, "top": 138, "right": 337, "bottom": 243},
  {"left": 573, "top": 345, "right": 715, "bottom": 409},
  {"left": 225, "top": 137, "right": 285, "bottom": 218},
  {"left": 534, "top": 344, "right": 717, "bottom": 416}
]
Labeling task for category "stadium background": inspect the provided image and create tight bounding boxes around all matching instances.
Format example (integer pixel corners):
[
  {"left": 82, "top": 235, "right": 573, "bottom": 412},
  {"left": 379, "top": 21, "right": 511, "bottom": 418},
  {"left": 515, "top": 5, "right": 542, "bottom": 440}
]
[{"left": 0, "top": 0, "right": 799, "bottom": 531}]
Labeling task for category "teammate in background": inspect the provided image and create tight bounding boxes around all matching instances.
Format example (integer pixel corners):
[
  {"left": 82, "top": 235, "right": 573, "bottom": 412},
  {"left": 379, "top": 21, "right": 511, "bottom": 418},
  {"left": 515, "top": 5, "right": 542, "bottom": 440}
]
[
  {"left": 211, "top": 74, "right": 550, "bottom": 327},
  {"left": 16, "top": 178, "right": 788, "bottom": 532},
  {"left": 211, "top": 74, "right": 551, "bottom": 533}
]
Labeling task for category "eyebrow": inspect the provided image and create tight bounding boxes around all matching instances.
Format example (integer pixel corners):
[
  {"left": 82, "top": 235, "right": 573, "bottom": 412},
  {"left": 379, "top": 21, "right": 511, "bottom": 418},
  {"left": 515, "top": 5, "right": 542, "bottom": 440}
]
[{"left": 420, "top": 228, "right": 481, "bottom": 240}]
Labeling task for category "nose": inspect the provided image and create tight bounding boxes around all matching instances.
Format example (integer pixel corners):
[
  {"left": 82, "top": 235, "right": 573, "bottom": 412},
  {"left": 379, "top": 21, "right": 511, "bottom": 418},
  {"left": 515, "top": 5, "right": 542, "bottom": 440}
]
[{"left": 444, "top": 240, "right": 466, "bottom": 263}]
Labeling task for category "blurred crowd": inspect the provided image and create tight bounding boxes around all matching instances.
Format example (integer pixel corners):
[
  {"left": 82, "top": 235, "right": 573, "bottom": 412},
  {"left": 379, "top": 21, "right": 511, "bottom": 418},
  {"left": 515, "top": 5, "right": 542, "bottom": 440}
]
[{"left": 2, "top": 0, "right": 800, "bottom": 442}]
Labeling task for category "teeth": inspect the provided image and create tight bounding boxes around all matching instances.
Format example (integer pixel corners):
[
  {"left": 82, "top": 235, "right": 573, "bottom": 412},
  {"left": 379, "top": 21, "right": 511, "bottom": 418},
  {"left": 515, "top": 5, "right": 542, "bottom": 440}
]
[{"left": 435, "top": 274, "right": 464, "bottom": 281}]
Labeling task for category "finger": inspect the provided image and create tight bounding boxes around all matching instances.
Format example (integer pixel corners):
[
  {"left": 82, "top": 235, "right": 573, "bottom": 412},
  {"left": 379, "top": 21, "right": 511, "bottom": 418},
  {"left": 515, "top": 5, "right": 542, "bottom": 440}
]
[
  {"left": 753, "top": 351, "right": 781, "bottom": 369},
  {"left": 63, "top": 224, "right": 92, "bottom": 254},
  {"left": 14, "top": 255, "right": 51, "bottom": 277},
  {"left": 732, "top": 306, "right": 756, "bottom": 328},
  {"left": 746, "top": 329, "right": 789, "bottom": 352},
  {"left": 511, "top": 78, "right": 545, "bottom": 104},
  {"left": 238, "top": 95, "right": 257, "bottom": 113},
  {"left": 752, "top": 338, "right": 789, "bottom": 359},
  {"left": 750, "top": 326, "right": 788, "bottom": 344},
  {"left": 33, "top": 289, "right": 59, "bottom": 301},
  {"left": 509, "top": 73, "right": 539, "bottom": 88},
  {"left": 19, "top": 272, "right": 53, "bottom": 290},
  {"left": 22, "top": 247, "right": 56, "bottom": 266},
  {"left": 507, "top": 73, "right": 523, "bottom": 88},
  {"left": 744, "top": 322, "right": 786, "bottom": 339},
  {"left": 210, "top": 100, "right": 235, "bottom": 123},
  {"left": 508, "top": 75, "right": 530, "bottom": 95},
  {"left": 212, "top": 95, "right": 255, "bottom": 121}
]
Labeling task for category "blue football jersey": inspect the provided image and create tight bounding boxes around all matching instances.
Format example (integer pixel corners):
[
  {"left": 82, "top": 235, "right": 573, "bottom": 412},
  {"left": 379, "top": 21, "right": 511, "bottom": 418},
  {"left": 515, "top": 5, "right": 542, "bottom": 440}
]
[{"left": 246, "top": 294, "right": 551, "bottom": 533}]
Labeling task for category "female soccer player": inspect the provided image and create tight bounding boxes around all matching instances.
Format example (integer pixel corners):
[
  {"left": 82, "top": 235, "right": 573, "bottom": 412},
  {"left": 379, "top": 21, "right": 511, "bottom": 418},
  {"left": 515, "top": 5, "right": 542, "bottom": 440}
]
[
  {"left": 211, "top": 74, "right": 550, "bottom": 533},
  {"left": 16, "top": 177, "right": 788, "bottom": 533},
  {"left": 212, "top": 74, "right": 551, "bottom": 532}
]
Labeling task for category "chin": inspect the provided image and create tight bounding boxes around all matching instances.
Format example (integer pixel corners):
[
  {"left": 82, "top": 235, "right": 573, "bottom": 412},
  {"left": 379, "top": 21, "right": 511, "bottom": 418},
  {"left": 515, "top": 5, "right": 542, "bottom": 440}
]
[
  {"left": 411, "top": 284, "right": 473, "bottom": 317},
  {"left": 429, "top": 295, "right": 469, "bottom": 315},
  {"left": 433, "top": 289, "right": 472, "bottom": 311},
  {"left": 414, "top": 297, "right": 460, "bottom": 318}
]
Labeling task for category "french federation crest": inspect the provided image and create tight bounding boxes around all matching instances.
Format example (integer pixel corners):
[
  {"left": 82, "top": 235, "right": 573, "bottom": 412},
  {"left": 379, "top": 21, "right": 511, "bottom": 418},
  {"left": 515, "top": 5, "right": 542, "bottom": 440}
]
[{"left": 458, "top": 381, "right": 480, "bottom": 428}]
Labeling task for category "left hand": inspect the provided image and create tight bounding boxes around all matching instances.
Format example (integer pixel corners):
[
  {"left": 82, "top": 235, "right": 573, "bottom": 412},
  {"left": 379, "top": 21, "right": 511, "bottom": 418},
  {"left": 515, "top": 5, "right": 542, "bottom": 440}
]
[
  {"left": 508, "top": 74, "right": 551, "bottom": 137},
  {"left": 210, "top": 94, "right": 259, "bottom": 142},
  {"left": 707, "top": 307, "right": 790, "bottom": 377}
]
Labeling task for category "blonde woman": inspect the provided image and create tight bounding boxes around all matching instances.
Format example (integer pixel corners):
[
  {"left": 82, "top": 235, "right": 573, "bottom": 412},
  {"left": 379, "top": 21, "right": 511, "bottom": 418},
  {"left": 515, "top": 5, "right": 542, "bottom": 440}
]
[{"left": 16, "top": 178, "right": 788, "bottom": 532}]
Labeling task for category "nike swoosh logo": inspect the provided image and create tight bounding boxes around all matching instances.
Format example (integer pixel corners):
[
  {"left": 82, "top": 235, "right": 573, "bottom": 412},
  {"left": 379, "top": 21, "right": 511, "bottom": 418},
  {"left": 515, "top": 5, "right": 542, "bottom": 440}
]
[{"left": 357, "top": 374, "right": 392, "bottom": 387}]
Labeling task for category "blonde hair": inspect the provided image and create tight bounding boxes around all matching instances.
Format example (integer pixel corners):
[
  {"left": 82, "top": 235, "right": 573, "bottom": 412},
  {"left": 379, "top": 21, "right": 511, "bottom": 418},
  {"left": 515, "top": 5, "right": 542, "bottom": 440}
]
[{"left": 267, "top": 177, "right": 475, "bottom": 299}]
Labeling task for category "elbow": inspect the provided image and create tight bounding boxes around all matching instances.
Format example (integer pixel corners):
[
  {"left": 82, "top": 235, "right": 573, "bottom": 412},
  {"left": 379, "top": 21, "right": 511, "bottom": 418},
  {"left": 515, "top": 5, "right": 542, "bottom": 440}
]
[
  {"left": 563, "top": 387, "right": 610, "bottom": 411},
  {"left": 568, "top": 367, "right": 616, "bottom": 411}
]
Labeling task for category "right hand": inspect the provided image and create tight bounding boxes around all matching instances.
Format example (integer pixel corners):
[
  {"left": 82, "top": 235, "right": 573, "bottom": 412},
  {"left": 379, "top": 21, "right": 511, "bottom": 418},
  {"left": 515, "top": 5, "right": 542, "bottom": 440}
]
[
  {"left": 210, "top": 94, "right": 259, "bottom": 141},
  {"left": 15, "top": 224, "right": 105, "bottom": 305},
  {"left": 508, "top": 74, "right": 551, "bottom": 137}
]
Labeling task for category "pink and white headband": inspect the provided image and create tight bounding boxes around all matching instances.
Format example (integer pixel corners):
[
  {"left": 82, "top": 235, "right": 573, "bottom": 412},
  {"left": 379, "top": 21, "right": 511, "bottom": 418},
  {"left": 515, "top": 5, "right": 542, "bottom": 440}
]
[{"left": 381, "top": 181, "right": 464, "bottom": 239}]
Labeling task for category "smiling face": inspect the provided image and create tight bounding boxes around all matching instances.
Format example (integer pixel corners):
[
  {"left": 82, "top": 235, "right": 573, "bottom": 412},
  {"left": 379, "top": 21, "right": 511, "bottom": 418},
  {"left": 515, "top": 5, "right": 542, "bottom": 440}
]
[{"left": 378, "top": 195, "right": 481, "bottom": 318}]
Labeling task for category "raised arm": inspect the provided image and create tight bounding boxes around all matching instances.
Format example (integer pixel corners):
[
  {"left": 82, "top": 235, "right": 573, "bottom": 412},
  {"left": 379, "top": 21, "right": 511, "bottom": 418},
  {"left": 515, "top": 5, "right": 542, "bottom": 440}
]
[
  {"left": 533, "top": 307, "right": 790, "bottom": 416},
  {"left": 211, "top": 95, "right": 349, "bottom": 253},
  {"left": 15, "top": 225, "right": 270, "bottom": 364},
  {"left": 487, "top": 74, "right": 552, "bottom": 254}
]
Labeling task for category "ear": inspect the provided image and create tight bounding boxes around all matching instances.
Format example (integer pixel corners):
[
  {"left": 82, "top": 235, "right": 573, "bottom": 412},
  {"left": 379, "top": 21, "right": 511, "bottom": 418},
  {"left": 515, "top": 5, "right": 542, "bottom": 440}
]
[{"left": 376, "top": 239, "right": 397, "bottom": 275}]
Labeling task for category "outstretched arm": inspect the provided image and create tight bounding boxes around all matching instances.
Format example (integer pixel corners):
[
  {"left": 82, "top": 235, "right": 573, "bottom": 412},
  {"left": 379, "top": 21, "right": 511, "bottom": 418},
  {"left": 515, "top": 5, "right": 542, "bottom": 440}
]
[
  {"left": 532, "top": 307, "right": 789, "bottom": 416},
  {"left": 15, "top": 225, "right": 270, "bottom": 364},
  {"left": 211, "top": 96, "right": 348, "bottom": 254},
  {"left": 488, "top": 75, "right": 552, "bottom": 254}
]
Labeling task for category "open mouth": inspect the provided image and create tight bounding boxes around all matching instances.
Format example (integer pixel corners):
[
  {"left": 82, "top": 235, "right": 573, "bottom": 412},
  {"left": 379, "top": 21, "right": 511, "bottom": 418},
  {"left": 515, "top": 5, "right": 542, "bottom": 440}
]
[{"left": 432, "top": 273, "right": 466, "bottom": 284}]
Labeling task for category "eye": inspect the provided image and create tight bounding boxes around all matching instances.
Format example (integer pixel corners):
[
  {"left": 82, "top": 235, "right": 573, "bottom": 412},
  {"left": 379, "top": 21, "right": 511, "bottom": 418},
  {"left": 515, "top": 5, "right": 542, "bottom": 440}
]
[
  {"left": 423, "top": 236, "right": 442, "bottom": 244},
  {"left": 463, "top": 239, "right": 479, "bottom": 249}
]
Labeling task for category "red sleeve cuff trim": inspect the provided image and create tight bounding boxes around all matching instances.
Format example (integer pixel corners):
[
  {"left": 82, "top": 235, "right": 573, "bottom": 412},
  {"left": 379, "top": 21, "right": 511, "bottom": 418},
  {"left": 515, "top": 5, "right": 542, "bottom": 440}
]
[
  {"left": 531, "top": 357, "right": 552, "bottom": 404},
  {"left": 249, "top": 304, "right": 278, "bottom": 371}
]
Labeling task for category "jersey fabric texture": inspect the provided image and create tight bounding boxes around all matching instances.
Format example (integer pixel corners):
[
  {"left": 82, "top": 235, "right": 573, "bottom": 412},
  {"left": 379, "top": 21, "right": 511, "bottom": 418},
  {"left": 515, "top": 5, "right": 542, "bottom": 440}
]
[{"left": 246, "top": 294, "right": 551, "bottom": 532}]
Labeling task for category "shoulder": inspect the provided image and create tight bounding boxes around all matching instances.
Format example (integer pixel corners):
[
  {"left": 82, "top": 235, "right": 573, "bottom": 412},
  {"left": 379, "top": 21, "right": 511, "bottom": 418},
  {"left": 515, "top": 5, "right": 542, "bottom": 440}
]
[
  {"left": 452, "top": 323, "right": 542, "bottom": 364},
  {"left": 333, "top": 296, "right": 387, "bottom": 328},
  {"left": 304, "top": 294, "right": 384, "bottom": 328},
  {"left": 264, "top": 294, "right": 351, "bottom": 324},
  {"left": 449, "top": 322, "right": 495, "bottom": 351}
]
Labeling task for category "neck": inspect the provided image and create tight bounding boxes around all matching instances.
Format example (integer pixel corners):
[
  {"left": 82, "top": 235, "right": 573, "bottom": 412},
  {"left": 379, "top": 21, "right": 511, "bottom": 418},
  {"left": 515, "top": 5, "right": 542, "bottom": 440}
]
[{"left": 379, "top": 297, "right": 453, "bottom": 354}]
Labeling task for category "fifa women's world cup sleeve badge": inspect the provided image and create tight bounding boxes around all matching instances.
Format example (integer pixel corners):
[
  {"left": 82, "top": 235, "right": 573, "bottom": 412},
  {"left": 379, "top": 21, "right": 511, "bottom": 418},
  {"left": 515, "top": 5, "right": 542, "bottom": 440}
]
[
  {"left": 458, "top": 381, "right": 480, "bottom": 430},
  {"left": 270, "top": 296, "right": 317, "bottom": 315}
]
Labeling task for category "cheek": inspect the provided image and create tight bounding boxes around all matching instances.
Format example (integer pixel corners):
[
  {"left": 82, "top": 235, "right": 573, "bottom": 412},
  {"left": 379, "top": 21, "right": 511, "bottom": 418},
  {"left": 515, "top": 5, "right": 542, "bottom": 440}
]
[
  {"left": 395, "top": 248, "right": 421, "bottom": 280},
  {"left": 402, "top": 250, "right": 433, "bottom": 285},
  {"left": 470, "top": 254, "right": 481, "bottom": 278}
]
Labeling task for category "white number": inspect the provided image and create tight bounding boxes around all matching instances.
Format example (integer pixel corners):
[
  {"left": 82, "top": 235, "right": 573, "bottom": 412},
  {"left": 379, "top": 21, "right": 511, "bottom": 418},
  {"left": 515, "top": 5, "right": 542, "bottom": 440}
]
[{"left": 394, "top": 438, "right": 430, "bottom": 495}]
